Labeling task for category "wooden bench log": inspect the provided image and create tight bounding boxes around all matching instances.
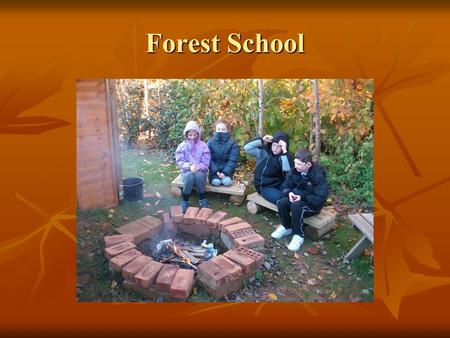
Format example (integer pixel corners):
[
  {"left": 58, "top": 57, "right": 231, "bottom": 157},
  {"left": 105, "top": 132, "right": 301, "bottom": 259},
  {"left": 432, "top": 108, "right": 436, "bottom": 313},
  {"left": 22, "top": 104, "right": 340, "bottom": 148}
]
[
  {"left": 246, "top": 192, "right": 336, "bottom": 240},
  {"left": 170, "top": 174, "right": 248, "bottom": 205},
  {"left": 344, "top": 213, "right": 373, "bottom": 261}
]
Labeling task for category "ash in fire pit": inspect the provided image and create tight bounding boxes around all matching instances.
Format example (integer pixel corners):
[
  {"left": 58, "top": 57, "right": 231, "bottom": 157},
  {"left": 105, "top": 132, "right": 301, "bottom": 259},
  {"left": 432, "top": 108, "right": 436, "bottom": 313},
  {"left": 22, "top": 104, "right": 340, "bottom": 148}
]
[{"left": 138, "top": 233, "right": 219, "bottom": 270}]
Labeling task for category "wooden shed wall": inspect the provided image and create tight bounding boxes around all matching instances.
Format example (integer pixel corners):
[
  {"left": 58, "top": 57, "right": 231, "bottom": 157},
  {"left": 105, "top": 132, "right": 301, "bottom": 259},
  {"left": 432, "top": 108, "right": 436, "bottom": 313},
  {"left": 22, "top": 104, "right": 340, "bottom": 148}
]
[{"left": 77, "top": 79, "right": 121, "bottom": 210}]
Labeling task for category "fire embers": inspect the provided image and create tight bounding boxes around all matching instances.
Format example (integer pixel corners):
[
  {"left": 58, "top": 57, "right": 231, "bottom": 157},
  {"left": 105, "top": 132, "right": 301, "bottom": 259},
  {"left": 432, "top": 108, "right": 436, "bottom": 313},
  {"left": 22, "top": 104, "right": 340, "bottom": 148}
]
[
  {"left": 151, "top": 238, "right": 218, "bottom": 270},
  {"left": 104, "top": 206, "right": 266, "bottom": 301}
]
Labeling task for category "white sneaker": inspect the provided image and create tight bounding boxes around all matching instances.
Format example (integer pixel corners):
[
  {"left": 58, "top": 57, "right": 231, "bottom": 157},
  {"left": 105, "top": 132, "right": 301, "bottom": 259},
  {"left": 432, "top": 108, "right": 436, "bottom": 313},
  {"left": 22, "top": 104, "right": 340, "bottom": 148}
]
[
  {"left": 287, "top": 235, "right": 304, "bottom": 251},
  {"left": 271, "top": 225, "right": 292, "bottom": 239}
]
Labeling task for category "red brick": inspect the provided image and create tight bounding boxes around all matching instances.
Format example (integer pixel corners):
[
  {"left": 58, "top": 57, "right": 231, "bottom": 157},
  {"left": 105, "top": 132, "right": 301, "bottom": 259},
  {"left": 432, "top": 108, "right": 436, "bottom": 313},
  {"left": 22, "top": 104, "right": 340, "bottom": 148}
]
[
  {"left": 221, "top": 228, "right": 257, "bottom": 250},
  {"left": 104, "top": 241, "right": 136, "bottom": 260},
  {"left": 162, "top": 212, "right": 171, "bottom": 225},
  {"left": 199, "top": 277, "right": 242, "bottom": 300},
  {"left": 170, "top": 268, "right": 195, "bottom": 300},
  {"left": 183, "top": 207, "right": 199, "bottom": 224},
  {"left": 194, "top": 208, "right": 214, "bottom": 225},
  {"left": 223, "top": 250, "right": 255, "bottom": 274},
  {"left": 230, "top": 228, "right": 256, "bottom": 240},
  {"left": 110, "top": 249, "right": 142, "bottom": 272},
  {"left": 170, "top": 205, "right": 183, "bottom": 223},
  {"left": 197, "top": 255, "right": 243, "bottom": 299},
  {"left": 122, "top": 255, "right": 153, "bottom": 280},
  {"left": 116, "top": 221, "right": 151, "bottom": 244},
  {"left": 217, "top": 217, "right": 243, "bottom": 231},
  {"left": 134, "top": 260, "right": 164, "bottom": 288},
  {"left": 135, "top": 215, "right": 163, "bottom": 238},
  {"left": 178, "top": 222, "right": 210, "bottom": 237},
  {"left": 104, "top": 234, "right": 134, "bottom": 247},
  {"left": 234, "top": 233, "right": 265, "bottom": 252},
  {"left": 162, "top": 211, "right": 176, "bottom": 232},
  {"left": 221, "top": 225, "right": 254, "bottom": 249},
  {"left": 197, "top": 255, "right": 242, "bottom": 288},
  {"left": 154, "top": 264, "right": 179, "bottom": 293},
  {"left": 236, "top": 246, "right": 265, "bottom": 267},
  {"left": 206, "top": 211, "right": 228, "bottom": 229},
  {"left": 222, "top": 221, "right": 252, "bottom": 234}
]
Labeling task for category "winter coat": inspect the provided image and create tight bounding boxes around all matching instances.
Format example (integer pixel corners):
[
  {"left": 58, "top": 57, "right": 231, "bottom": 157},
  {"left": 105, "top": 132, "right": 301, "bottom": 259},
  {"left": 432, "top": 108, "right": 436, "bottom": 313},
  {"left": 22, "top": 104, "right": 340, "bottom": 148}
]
[
  {"left": 207, "top": 132, "right": 240, "bottom": 181},
  {"left": 175, "top": 121, "right": 211, "bottom": 173},
  {"left": 243, "top": 137, "right": 292, "bottom": 192},
  {"left": 282, "top": 163, "right": 329, "bottom": 212}
]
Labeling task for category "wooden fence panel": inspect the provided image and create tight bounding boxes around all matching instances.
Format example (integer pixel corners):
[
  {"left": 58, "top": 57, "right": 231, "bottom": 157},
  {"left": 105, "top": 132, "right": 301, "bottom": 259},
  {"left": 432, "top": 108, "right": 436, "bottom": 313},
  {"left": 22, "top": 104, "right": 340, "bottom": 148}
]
[{"left": 77, "top": 79, "right": 120, "bottom": 210}]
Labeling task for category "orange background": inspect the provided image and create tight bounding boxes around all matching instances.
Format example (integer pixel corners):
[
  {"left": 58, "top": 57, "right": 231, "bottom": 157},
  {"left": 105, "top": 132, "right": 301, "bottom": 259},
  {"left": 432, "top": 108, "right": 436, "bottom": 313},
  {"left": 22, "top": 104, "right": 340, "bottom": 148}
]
[{"left": 1, "top": 2, "right": 450, "bottom": 336}]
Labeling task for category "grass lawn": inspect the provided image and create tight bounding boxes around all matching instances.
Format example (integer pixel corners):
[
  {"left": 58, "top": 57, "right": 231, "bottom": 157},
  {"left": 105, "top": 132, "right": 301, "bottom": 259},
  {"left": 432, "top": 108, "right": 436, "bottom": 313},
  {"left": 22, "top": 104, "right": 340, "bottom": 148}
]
[{"left": 77, "top": 147, "right": 373, "bottom": 302}]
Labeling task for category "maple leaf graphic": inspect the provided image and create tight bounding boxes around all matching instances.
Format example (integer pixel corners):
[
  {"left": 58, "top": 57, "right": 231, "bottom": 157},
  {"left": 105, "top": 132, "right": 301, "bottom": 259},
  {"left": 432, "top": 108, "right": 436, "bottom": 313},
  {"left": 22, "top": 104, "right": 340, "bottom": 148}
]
[
  {"left": 0, "top": 193, "right": 75, "bottom": 306},
  {"left": 0, "top": 58, "right": 70, "bottom": 135},
  {"left": 375, "top": 193, "right": 450, "bottom": 318}
]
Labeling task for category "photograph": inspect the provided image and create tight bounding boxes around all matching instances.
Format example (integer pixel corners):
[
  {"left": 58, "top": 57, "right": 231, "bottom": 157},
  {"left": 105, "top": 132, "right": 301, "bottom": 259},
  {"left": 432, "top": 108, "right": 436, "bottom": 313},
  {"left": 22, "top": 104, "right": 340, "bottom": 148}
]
[{"left": 77, "top": 79, "right": 374, "bottom": 302}]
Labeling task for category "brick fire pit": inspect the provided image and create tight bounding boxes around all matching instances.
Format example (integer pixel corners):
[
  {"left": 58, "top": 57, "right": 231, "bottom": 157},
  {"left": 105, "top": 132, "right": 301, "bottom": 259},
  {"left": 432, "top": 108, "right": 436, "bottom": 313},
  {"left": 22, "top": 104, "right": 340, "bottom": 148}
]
[{"left": 104, "top": 206, "right": 265, "bottom": 301}]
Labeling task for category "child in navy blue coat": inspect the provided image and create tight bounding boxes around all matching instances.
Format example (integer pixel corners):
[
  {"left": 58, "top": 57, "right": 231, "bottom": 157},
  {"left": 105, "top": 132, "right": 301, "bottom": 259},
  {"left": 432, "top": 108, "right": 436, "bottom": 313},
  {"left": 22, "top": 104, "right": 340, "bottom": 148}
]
[
  {"left": 271, "top": 149, "right": 329, "bottom": 251},
  {"left": 207, "top": 120, "right": 239, "bottom": 187}
]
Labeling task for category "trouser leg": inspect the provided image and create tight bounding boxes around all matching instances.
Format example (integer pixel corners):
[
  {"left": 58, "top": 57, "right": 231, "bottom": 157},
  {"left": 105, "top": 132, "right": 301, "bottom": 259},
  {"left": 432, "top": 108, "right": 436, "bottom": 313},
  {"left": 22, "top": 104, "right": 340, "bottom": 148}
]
[
  {"left": 194, "top": 171, "right": 206, "bottom": 194},
  {"left": 261, "top": 186, "right": 283, "bottom": 205},
  {"left": 290, "top": 201, "right": 316, "bottom": 237},
  {"left": 182, "top": 172, "right": 195, "bottom": 195},
  {"left": 277, "top": 197, "right": 292, "bottom": 229}
]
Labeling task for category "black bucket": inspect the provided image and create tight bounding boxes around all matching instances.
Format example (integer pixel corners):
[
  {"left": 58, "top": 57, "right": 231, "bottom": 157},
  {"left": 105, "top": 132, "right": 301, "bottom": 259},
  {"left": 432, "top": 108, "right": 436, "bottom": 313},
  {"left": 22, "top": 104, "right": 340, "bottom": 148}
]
[{"left": 123, "top": 177, "right": 144, "bottom": 201}]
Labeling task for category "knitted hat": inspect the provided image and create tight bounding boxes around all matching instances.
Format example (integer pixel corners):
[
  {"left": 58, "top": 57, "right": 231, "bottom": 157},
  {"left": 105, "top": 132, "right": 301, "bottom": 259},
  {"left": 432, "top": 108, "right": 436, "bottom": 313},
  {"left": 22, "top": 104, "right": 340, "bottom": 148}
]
[{"left": 273, "top": 131, "right": 289, "bottom": 150}]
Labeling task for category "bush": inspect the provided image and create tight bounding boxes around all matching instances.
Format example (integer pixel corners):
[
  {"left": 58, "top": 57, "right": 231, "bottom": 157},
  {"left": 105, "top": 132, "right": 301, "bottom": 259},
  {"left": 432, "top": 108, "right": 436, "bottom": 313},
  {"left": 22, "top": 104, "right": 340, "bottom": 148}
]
[{"left": 320, "top": 134, "right": 373, "bottom": 209}]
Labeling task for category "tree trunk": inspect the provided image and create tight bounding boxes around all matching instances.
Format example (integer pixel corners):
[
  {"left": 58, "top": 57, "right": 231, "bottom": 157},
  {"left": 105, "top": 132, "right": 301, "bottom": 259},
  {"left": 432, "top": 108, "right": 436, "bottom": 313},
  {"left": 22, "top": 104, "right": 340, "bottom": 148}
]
[
  {"left": 143, "top": 79, "right": 149, "bottom": 118},
  {"left": 313, "top": 79, "right": 321, "bottom": 159},
  {"left": 258, "top": 79, "right": 264, "bottom": 137}
]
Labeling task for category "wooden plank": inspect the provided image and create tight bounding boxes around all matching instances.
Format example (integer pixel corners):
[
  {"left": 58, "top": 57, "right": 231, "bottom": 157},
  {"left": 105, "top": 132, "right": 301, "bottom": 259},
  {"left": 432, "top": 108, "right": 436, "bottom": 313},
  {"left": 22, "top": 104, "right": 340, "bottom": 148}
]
[
  {"left": 344, "top": 236, "right": 371, "bottom": 261},
  {"left": 76, "top": 124, "right": 109, "bottom": 134},
  {"left": 304, "top": 207, "right": 336, "bottom": 228},
  {"left": 348, "top": 213, "right": 373, "bottom": 243},
  {"left": 77, "top": 79, "right": 119, "bottom": 210},
  {"left": 106, "top": 79, "right": 122, "bottom": 199},
  {"left": 171, "top": 174, "right": 247, "bottom": 196},
  {"left": 360, "top": 213, "right": 374, "bottom": 226},
  {"left": 77, "top": 113, "right": 108, "bottom": 125},
  {"left": 246, "top": 192, "right": 278, "bottom": 212}
]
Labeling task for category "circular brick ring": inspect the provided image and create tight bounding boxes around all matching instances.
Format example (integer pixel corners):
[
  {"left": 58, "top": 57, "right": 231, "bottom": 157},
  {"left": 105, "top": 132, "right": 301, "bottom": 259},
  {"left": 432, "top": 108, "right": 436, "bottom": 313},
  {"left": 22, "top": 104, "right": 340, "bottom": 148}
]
[{"left": 103, "top": 206, "right": 266, "bottom": 301}]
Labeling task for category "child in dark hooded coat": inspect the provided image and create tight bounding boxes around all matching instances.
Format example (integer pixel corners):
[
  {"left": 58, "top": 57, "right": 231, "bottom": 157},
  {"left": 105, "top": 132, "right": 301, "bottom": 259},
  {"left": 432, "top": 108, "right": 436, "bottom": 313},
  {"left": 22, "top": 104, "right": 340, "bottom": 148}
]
[
  {"left": 207, "top": 120, "right": 239, "bottom": 187},
  {"left": 243, "top": 131, "right": 293, "bottom": 205}
]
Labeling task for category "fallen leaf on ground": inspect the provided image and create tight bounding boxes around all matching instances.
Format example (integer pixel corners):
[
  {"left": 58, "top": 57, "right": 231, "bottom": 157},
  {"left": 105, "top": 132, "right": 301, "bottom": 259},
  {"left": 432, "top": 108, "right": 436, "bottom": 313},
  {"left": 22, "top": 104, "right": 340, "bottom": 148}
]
[
  {"left": 266, "top": 293, "right": 278, "bottom": 301},
  {"left": 294, "top": 252, "right": 300, "bottom": 260},
  {"left": 329, "top": 291, "right": 337, "bottom": 299},
  {"left": 363, "top": 248, "right": 373, "bottom": 257},
  {"left": 111, "top": 280, "right": 118, "bottom": 289},
  {"left": 155, "top": 199, "right": 161, "bottom": 206},
  {"left": 156, "top": 192, "right": 162, "bottom": 198},
  {"left": 307, "top": 246, "right": 320, "bottom": 255},
  {"left": 307, "top": 279, "right": 317, "bottom": 286}
]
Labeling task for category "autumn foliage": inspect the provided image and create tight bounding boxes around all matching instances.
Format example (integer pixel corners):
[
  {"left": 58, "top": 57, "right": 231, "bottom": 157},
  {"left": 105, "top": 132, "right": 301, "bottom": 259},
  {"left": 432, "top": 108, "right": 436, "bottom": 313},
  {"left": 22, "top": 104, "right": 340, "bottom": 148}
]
[{"left": 116, "top": 79, "right": 373, "bottom": 208}]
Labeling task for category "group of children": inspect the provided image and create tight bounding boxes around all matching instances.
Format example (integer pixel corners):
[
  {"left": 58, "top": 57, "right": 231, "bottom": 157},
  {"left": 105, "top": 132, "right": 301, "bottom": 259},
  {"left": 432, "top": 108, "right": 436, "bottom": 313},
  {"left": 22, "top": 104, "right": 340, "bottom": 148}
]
[{"left": 175, "top": 120, "right": 328, "bottom": 252}]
